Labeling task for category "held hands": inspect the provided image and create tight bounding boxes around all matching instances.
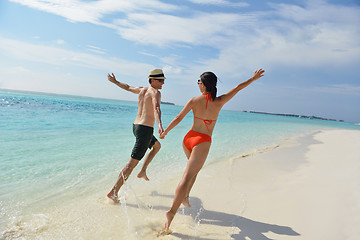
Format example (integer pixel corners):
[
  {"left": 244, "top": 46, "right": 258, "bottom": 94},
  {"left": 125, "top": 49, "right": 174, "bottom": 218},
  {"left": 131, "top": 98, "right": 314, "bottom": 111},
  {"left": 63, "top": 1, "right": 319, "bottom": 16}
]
[
  {"left": 158, "top": 127, "right": 165, "bottom": 139},
  {"left": 252, "top": 68, "right": 265, "bottom": 81},
  {"left": 159, "top": 130, "right": 167, "bottom": 139},
  {"left": 158, "top": 126, "right": 164, "bottom": 135}
]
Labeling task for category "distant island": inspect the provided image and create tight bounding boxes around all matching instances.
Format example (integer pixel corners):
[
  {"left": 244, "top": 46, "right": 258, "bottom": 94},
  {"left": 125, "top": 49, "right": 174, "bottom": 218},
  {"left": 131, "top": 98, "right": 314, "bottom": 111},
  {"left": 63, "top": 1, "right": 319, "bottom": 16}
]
[
  {"left": 161, "top": 101, "right": 175, "bottom": 105},
  {"left": 245, "top": 111, "right": 344, "bottom": 122}
]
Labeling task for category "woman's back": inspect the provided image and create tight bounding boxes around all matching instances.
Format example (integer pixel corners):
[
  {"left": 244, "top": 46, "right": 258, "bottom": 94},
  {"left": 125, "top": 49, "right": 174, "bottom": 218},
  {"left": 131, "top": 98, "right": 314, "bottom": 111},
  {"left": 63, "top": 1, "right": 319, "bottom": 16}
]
[
  {"left": 190, "top": 94, "right": 224, "bottom": 136},
  {"left": 160, "top": 69, "right": 264, "bottom": 141}
]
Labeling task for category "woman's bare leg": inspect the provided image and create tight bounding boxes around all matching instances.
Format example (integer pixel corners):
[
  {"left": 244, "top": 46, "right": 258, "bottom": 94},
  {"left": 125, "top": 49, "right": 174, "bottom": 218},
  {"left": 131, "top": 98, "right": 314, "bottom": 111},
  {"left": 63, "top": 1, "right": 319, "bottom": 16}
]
[
  {"left": 182, "top": 142, "right": 191, "bottom": 159},
  {"left": 183, "top": 173, "right": 198, "bottom": 206},
  {"left": 182, "top": 143, "right": 192, "bottom": 207},
  {"left": 181, "top": 143, "right": 200, "bottom": 207},
  {"left": 165, "top": 142, "right": 210, "bottom": 230}
]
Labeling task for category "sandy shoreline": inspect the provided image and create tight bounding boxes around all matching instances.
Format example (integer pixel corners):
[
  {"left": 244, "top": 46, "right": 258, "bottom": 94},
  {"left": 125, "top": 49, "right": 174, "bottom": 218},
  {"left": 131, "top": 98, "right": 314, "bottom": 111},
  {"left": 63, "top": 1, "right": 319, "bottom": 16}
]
[
  {"left": 172, "top": 129, "right": 360, "bottom": 239},
  {"left": 3, "top": 129, "right": 359, "bottom": 239},
  {"left": 103, "top": 128, "right": 360, "bottom": 239}
]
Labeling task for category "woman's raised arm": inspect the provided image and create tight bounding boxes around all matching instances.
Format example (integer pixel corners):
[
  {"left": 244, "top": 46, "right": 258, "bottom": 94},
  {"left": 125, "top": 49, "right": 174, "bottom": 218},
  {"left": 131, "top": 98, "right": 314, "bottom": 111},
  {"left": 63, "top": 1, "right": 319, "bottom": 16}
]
[{"left": 217, "top": 68, "right": 265, "bottom": 105}]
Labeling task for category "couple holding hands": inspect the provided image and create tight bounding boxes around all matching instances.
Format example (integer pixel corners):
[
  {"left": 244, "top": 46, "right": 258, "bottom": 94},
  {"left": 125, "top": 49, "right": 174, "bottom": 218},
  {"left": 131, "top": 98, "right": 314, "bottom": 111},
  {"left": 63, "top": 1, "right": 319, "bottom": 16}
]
[{"left": 106, "top": 68, "right": 264, "bottom": 230}]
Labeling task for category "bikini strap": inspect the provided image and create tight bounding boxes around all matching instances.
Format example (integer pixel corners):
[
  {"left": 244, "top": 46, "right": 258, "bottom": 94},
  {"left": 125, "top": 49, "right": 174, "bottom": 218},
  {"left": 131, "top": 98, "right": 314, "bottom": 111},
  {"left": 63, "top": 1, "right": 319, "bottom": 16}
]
[
  {"left": 194, "top": 116, "right": 216, "bottom": 132},
  {"left": 203, "top": 93, "right": 212, "bottom": 109},
  {"left": 203, "top": 119, "right": 213, "bottom": 132},
  {"left": 196, "top": 93, "right": 214, "bottom": 132}
]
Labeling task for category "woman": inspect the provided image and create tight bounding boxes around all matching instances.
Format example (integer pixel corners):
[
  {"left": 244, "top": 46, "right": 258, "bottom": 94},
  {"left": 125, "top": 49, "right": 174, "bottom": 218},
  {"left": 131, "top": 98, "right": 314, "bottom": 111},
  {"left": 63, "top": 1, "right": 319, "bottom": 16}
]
[{"left": 160, "top": 69, "right": 265, "bottom": 230}]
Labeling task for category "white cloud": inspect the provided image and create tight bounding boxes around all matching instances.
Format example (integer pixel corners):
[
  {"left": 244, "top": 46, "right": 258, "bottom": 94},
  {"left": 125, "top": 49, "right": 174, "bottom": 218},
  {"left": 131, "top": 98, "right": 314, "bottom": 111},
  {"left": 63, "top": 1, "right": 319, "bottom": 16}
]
[
  {"left": 138, "top": 51, "right": 157, "bottom": 57},
  {"left": 55, "top": 39, "right": 66, "bottom": 45},
  {"left": 0, "top": 36, "right": 153, "bottom": 77},
  {"left": 162, "top": 65, "right": 183, "bottom": 75},
  {"left": 272, "top": 0, "right": 360, "bottom": 25},
  {"left": 114, "top": 12, "right": 256, "bottom": 47},
  {"left": 183, "top": 1, "right": 360, "bottom": 77},
  {"left": 87, "top": 45, "right": 106, "bottom": 54},
  {"left": 188, "top": 0, "right": 249, "bottom": 7},
  {"left": 311, "top": 84, "right": 360, "bottom": 96},
  {"left": 101, "top": 1, "right": 358, "bottom": 77},
  {"left": 10, "top": 0, "right": 178, "bottom": 24},
  {"left": 8, "top": 0, "right": 360, "bottom": 78}
]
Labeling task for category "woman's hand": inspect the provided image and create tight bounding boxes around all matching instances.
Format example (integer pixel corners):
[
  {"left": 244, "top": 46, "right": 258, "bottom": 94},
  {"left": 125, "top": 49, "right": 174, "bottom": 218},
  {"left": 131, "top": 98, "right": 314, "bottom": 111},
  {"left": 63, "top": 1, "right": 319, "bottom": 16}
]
[{"left": 252, "top": 68, "right": 265, "bottom": 81}]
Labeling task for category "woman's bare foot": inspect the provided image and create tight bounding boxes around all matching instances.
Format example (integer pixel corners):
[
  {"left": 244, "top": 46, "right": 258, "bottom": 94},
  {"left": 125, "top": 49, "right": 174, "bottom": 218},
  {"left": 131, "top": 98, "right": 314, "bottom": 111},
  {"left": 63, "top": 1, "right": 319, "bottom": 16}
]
[
  {"left": 107, "top": 191, "right": 119, "bottom": 203},
  {"left": 165, "top": 210, "right": 175, "bottom": 230},
  {"left": 137, "top": 170, "right": 150, "bottom": 181},
  {"left": 182, "top": 196, "right": 191, "bottom": 207}
]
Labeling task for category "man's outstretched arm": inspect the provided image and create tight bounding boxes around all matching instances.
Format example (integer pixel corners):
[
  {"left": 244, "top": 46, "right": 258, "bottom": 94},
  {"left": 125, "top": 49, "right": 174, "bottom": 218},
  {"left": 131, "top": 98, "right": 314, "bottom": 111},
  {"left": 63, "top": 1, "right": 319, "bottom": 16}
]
[{"left": 107, "top": 73, "right": 142, "bottom": 94}]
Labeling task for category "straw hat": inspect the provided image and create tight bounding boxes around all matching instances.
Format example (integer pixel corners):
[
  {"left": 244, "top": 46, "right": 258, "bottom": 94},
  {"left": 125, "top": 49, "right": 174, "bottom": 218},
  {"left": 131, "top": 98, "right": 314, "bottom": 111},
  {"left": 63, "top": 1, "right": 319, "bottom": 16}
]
[{"left": 148, "top": 69, "right": 166, "bottom": 79}]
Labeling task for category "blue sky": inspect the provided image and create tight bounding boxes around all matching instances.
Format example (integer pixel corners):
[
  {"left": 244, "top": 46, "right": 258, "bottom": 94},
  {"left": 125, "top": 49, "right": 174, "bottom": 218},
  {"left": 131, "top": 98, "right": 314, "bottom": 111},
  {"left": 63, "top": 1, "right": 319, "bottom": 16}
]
[{"left": 0, "top": 0, "right": 359, "bottom": 122}]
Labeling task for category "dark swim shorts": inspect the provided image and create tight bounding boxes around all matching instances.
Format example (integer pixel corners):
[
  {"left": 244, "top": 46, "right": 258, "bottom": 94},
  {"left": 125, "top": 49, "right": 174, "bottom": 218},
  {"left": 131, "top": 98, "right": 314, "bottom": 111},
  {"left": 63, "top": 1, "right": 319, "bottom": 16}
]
[{"left": 131, "top": 124, "right": 158, "bottom": 160}]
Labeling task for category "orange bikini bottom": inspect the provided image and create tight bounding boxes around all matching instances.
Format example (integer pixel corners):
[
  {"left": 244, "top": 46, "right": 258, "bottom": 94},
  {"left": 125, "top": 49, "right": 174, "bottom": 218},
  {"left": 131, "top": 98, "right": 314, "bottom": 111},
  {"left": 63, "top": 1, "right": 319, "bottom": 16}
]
[{"left": 183, "top": 130, "right": 212, "bottom": 151}]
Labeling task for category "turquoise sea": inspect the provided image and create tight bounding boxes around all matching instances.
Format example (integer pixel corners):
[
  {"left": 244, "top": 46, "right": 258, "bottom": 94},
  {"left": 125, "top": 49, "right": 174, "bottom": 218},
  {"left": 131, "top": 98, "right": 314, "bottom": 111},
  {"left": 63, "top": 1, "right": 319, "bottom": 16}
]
[{"left": 1, "top": 89, "right": 359, "bottom": 238}]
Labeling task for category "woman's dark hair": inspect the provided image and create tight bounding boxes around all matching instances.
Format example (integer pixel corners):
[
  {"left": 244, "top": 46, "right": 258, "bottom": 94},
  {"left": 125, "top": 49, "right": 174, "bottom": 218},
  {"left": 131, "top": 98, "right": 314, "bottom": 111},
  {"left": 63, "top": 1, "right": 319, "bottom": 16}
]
[{"left": 200, "top": 72, "right": 217, "bottom": 101}]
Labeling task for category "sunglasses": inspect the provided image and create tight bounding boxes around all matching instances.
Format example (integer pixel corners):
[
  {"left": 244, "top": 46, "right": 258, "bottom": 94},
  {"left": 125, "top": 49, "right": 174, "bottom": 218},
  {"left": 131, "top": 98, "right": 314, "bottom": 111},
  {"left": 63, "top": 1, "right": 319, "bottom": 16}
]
[
  {"left": 197, "top": 79, "right": 203, "bottom": 85},
  {"left": 155, "top": 79, "right": 164, "bottom": 83}
]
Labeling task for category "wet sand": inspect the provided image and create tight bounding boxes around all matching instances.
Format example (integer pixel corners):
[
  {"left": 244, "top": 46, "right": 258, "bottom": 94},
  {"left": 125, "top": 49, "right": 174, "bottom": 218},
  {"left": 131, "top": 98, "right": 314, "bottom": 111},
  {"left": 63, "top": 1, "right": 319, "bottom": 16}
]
[{"left": 4, "top": 129, "right": 359, "bottom": 239}]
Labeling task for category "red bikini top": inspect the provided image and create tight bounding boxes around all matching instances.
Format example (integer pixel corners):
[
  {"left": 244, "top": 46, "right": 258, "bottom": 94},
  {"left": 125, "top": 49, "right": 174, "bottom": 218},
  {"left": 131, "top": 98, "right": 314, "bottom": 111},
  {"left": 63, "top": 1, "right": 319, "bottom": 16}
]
[
  {"left": 194, "top": 93, "right": 216, "bottom": 132},
  {"left": 203, "top": 92, "right": 212, "bottom": 109}
]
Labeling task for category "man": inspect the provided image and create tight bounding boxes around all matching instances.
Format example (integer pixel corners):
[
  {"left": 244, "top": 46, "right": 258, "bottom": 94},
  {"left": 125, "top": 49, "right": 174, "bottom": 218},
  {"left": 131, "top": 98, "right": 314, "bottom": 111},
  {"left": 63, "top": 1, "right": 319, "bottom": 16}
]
[{"left": 107, "top": 69, "right": 165, "bottom": 203}]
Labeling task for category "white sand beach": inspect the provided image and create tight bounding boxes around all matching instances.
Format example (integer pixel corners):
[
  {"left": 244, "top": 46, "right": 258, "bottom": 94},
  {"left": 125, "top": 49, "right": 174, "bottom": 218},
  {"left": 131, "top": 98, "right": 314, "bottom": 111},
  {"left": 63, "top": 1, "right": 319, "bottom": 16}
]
[
  {"left": 109, "top": 129, "right": 360, "bottom": 239},
  {"left": 4, "top": 129, "right": 359, "bottom": 239},
  {"left": 163, "top": 129, "right": 360, "bottom": 239},
  {"left": 136, "top": 129, "right": 360, "bottom": 239}
]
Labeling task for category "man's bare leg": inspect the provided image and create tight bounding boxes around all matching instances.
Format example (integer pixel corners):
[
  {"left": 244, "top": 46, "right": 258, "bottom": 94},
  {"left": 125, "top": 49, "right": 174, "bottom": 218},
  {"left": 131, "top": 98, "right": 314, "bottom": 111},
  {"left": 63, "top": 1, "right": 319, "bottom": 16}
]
[
  {"left": 137, "top": 141, "right": 161, "bottom": 181},
  {"left": 165, "top": 143, "right": 210, "bottom": 230},
  {"left": 107, "top": 158, "right": 139, "bottom": 203}
]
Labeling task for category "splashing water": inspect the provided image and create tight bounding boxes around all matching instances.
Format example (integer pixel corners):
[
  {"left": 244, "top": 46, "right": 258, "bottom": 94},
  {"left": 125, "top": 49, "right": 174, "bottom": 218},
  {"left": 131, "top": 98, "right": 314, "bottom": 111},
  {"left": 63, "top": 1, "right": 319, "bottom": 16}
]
[{"left": 193, "top": 207, "right": 204, "bottom": 238}]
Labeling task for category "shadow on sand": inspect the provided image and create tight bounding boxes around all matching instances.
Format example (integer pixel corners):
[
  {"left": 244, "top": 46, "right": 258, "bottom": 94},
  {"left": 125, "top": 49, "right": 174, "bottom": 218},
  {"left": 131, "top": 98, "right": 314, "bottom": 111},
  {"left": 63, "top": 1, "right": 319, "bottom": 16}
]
[{"left": 125, "top": 191, "right": 300, "bottom": 240}]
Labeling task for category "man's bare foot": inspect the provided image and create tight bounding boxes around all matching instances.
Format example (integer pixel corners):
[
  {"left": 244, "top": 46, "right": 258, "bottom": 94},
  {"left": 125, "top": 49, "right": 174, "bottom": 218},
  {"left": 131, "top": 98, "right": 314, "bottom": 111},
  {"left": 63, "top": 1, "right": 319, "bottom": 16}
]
[
  {"left": 137, "top": 171, "right": 150, "bottom": 181},
  {"left": 107, "top": 192, "right": 119, "bottom": 203},
  {"left": 182, "top": 196, "right": 191, "bottom": 207},
  {"left": 165, "top": 210, "right": 175, "bottom": 230}
]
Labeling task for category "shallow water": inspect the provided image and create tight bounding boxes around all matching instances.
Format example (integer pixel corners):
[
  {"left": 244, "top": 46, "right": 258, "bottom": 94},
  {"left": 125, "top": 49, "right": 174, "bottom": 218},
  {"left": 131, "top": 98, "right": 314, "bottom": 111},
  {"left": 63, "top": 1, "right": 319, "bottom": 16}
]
[{"left": 1, "top": 89, "right": 358, "bottom": 238}]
